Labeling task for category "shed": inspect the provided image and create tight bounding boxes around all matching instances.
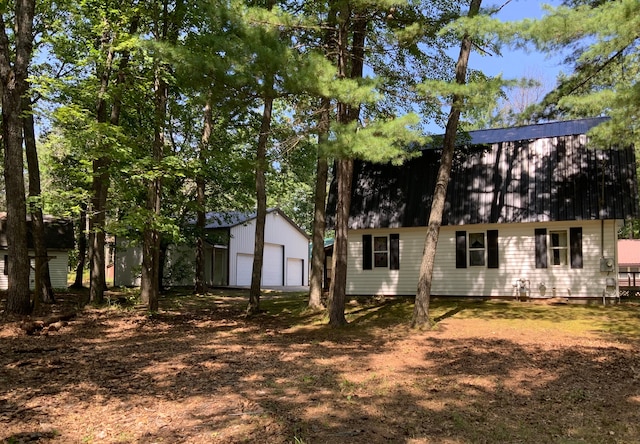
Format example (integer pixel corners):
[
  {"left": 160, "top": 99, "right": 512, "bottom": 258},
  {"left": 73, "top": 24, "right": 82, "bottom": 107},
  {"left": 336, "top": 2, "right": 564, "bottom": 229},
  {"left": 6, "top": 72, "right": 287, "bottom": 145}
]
[{"left": 0, "top": 214, "right": 74, "bottom": 290}]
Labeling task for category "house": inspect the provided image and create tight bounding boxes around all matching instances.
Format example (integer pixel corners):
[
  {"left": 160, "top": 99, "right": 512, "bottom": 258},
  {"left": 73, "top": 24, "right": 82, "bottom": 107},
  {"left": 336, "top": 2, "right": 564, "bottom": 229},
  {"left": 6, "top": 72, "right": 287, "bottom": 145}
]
[
  {"left": 111, "top": 208, "right": 310, "bottom": 288},
  {"left": 617, "top": 239, "right": 640, "bottom": 296},
  {"left": 332, "top": 117, "right": 639, "bottom": 301},
  {"left": 0, "top": 214, "right": 74, "bottom": 290}
]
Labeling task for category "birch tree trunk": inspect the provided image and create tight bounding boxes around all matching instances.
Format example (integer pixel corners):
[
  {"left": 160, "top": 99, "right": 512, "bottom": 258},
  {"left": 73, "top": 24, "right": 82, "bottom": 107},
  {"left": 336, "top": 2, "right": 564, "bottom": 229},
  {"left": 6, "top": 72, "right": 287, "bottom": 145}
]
[{"left": 412, "top": 0, "right": 482, "bottom": 329}]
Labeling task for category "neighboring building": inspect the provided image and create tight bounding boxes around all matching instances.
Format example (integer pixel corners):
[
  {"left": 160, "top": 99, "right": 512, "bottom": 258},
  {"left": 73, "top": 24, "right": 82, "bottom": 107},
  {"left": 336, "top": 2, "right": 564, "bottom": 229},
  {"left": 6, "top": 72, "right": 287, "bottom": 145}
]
[
  {"left": 111, "top": 208, "right": 310, "bottom": 288},
  {"left": 331, "top": 117, "right": 639, "bottom": 301},
  {"left": 0, "top": 214, "right": 74, "bottom": 290},
  {"left": 618, "top": 239, "right": 640, "bottom": 296}
]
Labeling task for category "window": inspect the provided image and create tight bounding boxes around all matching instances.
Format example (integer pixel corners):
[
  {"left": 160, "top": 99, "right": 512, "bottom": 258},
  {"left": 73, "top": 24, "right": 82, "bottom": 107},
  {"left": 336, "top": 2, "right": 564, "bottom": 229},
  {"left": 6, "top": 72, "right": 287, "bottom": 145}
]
[
  {"left": 469, "top": 233, "right": 485, "bottom": 266},
  {"left": 362, "top": 234, "right": 400, "bottom": 270},
  {"left": 3, "top": 255, "right": 7, "bottom": 276},
  {"left": 373, "top": 236, "right": 388, "bottom": 268},
  {"left": 550, "top": 230, "right": 568, "bottom": 266},
  {"left": 456, "top": 230, "right": 499, "bottom": 269},
  {"left": 535, "top": 227, "right": 582, "bottom": 269}
]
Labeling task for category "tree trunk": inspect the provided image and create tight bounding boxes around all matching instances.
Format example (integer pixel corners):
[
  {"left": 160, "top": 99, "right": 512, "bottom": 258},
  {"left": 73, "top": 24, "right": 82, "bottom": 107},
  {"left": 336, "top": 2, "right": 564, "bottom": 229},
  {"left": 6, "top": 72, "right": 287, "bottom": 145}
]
[
  {"left": 308, "top": 98, "right": 331, "bottom": 311},
  {"left": 23, "top": 96, "right": 55, "bottom": 303},
  {"left": 328, "top": 158, "right": 353, "bottom": 326},
  {"left": 0, "top": 0, "right": 36, "bottom": 315},
  {"left": 328, "top": 6, "right": 365, "bottom": 327},
  {"left": 140, "top": 0, "right": 183, "bottom": 312},
  {"left": 71, "top": 206, "right": 87, "bottom": 288},
  {"left": 195, "top": 95, "right": 213, "bottom": 294},
  {"left": 247, "top": 87, "right": 273, "bottom": 316},
  {"left": 88, "top": 159, "right": 108, "bottom": 304},
  {"left": 140, "top": 70, "right": 167, "bottom": 312},
  {"left": 88, "top": 17, "right": 137, "bottom": 304},
  {"left": 88, "top": 28, "right": 113, "bottom": 305},
  {"left": 412, "top": 0, "right": 482, "bottom": 329},
  {"left": 158, "top": 236, "right": 169, "bottom": 292}
]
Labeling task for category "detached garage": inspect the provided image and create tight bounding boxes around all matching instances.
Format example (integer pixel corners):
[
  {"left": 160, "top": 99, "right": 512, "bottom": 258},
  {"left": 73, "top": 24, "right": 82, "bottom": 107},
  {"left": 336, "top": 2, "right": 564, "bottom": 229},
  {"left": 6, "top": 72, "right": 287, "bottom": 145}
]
[
  {"left": 111, "top": 208, "right": 310, "bottom": 288},
  {"left": 205, "top": 209, "right": 309, "bottom": 288}
]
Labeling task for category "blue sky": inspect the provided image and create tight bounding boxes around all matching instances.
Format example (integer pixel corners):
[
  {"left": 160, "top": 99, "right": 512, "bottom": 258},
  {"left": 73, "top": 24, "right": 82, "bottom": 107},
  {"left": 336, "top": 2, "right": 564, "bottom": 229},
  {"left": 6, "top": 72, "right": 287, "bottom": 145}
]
[{"left": 470, "top": 0, "right": 566, "bottom": 95}]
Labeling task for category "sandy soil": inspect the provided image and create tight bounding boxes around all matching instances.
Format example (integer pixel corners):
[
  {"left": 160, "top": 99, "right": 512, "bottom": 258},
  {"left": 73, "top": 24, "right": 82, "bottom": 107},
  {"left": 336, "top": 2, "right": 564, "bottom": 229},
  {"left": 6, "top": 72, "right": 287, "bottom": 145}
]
[{"left": 1, "top": 292, "right": 640, "bottom": 444}]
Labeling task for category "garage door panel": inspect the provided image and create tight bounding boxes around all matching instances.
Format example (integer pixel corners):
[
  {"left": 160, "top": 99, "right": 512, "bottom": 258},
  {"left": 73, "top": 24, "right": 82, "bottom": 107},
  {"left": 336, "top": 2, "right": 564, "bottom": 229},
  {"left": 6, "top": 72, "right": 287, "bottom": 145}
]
[
  {"left": 263, "top": 244, "right": 283, "bottom": 286},
  {"left": 286, "top": 258, "right": 303, "bottom": 286},
  {"left": 236, "top": 254, "right": 253, "bottom": 286}
]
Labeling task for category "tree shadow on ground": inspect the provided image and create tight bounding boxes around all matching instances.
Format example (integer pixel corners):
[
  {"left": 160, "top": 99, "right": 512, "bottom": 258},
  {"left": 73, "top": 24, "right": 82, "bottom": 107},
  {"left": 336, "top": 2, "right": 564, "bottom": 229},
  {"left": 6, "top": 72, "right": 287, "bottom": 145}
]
[{"left": 1, "top": 292, "right": 639, "bottom": 443}]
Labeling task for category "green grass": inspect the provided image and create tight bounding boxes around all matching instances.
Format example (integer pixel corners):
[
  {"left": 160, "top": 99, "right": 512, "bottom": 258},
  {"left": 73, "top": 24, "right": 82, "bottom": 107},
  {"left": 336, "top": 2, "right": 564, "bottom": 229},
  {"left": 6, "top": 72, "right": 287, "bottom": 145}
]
[
  {"left": 258, "top": 294, "right": 640, "bottom": 339},
  {"left": 83, "top": 285, "right": 640, "bottom": 340}
]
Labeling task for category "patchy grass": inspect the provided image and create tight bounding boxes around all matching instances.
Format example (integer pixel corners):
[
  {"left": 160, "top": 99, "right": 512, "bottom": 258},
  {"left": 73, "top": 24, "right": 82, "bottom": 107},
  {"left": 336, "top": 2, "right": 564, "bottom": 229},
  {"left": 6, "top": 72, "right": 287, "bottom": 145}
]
[{"left": 2, "top": 289, "right": 640, "bottom": 443}]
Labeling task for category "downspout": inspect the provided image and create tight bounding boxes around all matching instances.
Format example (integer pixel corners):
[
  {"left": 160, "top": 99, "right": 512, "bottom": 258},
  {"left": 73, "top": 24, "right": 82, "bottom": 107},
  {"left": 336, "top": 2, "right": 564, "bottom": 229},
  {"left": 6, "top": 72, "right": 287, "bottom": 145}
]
[
  {"left": 614, "top": 220, "right": 620, "bottom": 302},
  {"left": 600, "top": 158, "right": 606, "bottom": 304},
  {"left": 600, "top": 159, "right": 606, "bottom": 259},
  {"left": 113, "top": 235, "right": 117, "bottom": 288}
]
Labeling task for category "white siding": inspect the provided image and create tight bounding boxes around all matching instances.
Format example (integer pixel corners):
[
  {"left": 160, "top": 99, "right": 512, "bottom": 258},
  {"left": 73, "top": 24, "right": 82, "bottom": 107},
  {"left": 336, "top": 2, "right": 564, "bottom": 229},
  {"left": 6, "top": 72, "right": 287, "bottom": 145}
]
[
  {"left": 346, "top": 220, "right": 620, "bottom": 299},
  {"left": 228, "top": 220, "right": 255, "bottom": 286},
  {"left": 114, "top": 240, "right": 142, "bottom": 287},
  {"left": 0, "top": 250, "right": 69, "bottom": 290},
  {"left": 228, "top": 211, "right": 309, "bottom": 286}
]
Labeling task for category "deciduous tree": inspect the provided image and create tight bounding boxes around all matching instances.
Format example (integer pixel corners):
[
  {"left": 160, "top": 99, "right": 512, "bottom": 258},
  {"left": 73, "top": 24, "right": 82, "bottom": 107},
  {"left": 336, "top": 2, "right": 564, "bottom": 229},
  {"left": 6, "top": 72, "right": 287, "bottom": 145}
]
[{"left": 1, "top": 0, "right": 36, "bottom": 315}]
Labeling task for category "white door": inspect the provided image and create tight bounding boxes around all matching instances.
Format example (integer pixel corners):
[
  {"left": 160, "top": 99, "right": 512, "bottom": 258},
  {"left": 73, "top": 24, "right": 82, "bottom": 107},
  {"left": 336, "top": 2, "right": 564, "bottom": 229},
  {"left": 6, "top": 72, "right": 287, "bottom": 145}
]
[
  {"left": 236, "top": 253, "right": 253, "bottom": 286},
  {"left": 262, "top": 244, "right": 284, "bottom": 286},
  {"left": 286, "top": 258, "right": 303, "bottom": 286}
]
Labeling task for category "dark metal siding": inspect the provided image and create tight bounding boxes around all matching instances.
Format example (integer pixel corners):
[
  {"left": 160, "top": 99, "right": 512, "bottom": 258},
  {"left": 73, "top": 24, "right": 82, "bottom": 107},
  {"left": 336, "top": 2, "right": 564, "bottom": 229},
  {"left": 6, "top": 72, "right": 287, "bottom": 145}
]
[{"left": 345, "top": 135, "right": 638, "bottom": 229}]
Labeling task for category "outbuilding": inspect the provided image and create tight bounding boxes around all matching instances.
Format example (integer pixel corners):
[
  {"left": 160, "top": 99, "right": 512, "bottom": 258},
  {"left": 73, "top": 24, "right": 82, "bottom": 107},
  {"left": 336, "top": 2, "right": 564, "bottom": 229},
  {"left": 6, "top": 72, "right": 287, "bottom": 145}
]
[
  {"left": 0, "top": 214, "right": 74, "bottom": 290},
  {"left": 111, "top": 208, "right": 310, "bottom": 288}
]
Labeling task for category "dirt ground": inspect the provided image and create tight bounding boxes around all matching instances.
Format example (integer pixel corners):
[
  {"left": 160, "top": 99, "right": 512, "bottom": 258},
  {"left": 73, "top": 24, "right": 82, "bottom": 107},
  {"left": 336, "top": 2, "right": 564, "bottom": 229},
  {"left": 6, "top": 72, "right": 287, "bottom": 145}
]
[{"left": 1, "top": 290, "right": 640, "bottom": 444}]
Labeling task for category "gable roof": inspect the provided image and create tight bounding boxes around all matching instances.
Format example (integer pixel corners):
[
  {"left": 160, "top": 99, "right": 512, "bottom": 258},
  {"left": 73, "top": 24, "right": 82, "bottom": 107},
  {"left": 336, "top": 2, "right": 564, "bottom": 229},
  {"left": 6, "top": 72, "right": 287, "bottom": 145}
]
[
  {"left": 204, "top": 208, "right": 309, "bottom": 239},
  {"left": 618, "top": 240, "right": 640, "bottom": 267},
  {"left": 339, "top": 118, "right": 639, "bottom": 229},
  {"left": 0, "top": 214, "right": 75, "bottom": 250}
]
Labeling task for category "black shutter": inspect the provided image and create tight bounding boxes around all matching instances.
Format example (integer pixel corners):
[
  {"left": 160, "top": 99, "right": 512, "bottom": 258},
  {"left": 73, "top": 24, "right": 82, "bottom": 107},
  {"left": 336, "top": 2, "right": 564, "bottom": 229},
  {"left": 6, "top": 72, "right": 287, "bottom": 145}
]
[
  {"left": 487, "top": 230, "right": 499, "bottom": 269},
  {"left": 363, "top": 234, "right": 372, "bottom": 270},
  {"left": 535, "top": 228, "right": 548, "bottom": 269},
  {"left": 3, "top": 255, "right": 7, "bottom": 275},
  {"left": 456, "top": 231, "right": 467, "bottom": 269},
  {"left": 390, "top": 234, "right": 400, "bottom": 270},
  {"left": 570, "top": 227, "right": 583, "bottom": 269}
]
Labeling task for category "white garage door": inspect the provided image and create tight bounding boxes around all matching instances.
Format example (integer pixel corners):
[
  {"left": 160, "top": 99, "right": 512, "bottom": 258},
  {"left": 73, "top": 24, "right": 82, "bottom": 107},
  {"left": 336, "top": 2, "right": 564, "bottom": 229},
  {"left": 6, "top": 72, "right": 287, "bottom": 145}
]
[
  {"left": 263, "top": 244, "right": 284, "bottom": 286},
  {"left": 236, "top": 254, "right": 253, "bottom": 286},
  {"left": 286, "top": 258, "right": 304, "bottom": 286}
]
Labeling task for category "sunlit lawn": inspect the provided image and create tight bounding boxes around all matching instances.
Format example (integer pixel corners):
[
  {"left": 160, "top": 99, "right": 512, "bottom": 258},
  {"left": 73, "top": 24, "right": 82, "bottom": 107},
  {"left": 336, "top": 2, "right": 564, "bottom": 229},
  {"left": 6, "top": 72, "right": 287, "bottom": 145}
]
[{"left": 156, "top": 287, "right": 640, "bottom": 339}]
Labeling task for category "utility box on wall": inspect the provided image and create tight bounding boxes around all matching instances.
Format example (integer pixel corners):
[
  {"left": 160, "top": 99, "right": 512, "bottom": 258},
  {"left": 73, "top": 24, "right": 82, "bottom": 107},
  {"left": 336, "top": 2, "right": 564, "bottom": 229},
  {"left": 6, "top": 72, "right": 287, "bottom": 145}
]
[{"left": 600, "top": 257, "right": 615, "bottom": 272}]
